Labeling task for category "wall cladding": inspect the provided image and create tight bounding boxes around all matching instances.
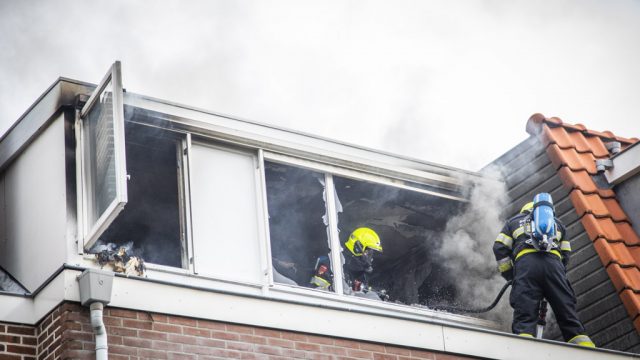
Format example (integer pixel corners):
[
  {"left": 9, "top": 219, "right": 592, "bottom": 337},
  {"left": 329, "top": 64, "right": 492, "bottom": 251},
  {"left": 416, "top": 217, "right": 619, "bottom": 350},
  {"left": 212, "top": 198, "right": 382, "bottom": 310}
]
[{"left": 22, "top": 302, "right": 474, "bottom": 360}]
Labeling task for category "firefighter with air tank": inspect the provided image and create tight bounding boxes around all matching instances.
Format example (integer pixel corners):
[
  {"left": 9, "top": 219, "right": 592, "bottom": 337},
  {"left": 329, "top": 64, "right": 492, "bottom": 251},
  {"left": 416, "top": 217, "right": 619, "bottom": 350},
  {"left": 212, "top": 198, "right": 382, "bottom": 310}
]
[{"left": 493, "top": 192, "right": 595, "bottom": 347}]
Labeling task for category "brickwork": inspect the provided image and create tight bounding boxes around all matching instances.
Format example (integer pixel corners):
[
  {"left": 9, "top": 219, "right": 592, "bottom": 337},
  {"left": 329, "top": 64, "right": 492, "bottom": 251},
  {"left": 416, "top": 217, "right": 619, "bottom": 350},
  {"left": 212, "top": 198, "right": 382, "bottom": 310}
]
[
  {"left": 7, "top": 302, "right": 475, "bottom": 360},
  {"left": 0, "top": 322, "right": 37, "bottom": 360}
]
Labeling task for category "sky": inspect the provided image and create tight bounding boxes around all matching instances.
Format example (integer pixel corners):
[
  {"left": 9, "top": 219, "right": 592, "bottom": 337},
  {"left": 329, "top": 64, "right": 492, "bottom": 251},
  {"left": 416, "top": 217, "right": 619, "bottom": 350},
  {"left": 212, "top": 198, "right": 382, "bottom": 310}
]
[{"left": 0, "top": 0, "right": 639, "bottom": 171}]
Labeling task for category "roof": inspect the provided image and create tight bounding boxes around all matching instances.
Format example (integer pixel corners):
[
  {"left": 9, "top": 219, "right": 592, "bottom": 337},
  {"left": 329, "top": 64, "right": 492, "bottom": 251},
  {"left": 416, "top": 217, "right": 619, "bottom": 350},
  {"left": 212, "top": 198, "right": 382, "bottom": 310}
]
[{"left": 525, "top": 113, "right": 640, "bottom": 335}]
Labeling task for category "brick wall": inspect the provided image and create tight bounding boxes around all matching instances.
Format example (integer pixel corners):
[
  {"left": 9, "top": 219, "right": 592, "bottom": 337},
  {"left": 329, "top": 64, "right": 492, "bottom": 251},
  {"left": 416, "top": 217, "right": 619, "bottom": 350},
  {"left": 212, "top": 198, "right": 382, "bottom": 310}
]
[
  {"left": 5, "top": 302, "right": 476, "bottom": 360},
  {"left": 0, "top": 323, "right": 37, "bottom": 359}
]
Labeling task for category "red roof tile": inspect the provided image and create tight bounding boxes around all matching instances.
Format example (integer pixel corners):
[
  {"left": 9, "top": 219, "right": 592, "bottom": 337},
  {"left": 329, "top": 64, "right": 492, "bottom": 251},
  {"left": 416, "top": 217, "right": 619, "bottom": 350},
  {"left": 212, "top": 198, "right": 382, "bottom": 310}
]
[
  {"left": 557, "top": 167, "right": 615, "bottom": 198},
  {"left": 606, "top": 265, "right": 640, "bottom": 293},
  {"left": 570, "top": 191, "right": 628, "bottom": 222},
  {"left": 620, "top": 289, "right": 640, "bottom": 320},
  {"left": 525, "top": 113, "right": 640, "bottom": 334},
  {"left": 546, "top": 144, "right": 598, "bottom": 174},
  {"left": 594, "top": 239, "right": 637, "bottom": 267}
]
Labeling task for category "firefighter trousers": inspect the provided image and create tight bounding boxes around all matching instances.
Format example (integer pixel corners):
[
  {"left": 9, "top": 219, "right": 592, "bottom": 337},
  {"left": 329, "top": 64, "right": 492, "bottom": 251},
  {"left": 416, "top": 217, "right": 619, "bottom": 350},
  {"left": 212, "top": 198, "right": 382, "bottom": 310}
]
[{"left": 510, "top": 251, "right": 585, "bottom": 341}]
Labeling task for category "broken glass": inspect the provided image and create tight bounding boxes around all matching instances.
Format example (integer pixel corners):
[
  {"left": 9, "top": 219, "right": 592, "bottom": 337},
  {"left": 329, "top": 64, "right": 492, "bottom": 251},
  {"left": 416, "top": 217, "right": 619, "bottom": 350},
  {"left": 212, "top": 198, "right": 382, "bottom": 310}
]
[
  {"left": 265, "top": 161, "right": 334, "bottom": 290},
  {"left": 333, "top": 175, "right": 462, "bottom": 306}
]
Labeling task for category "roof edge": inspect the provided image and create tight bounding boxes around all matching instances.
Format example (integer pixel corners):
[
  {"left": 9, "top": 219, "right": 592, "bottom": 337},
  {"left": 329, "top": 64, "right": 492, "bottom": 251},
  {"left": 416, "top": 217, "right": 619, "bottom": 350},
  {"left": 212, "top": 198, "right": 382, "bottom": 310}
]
[{"left": 526, "top": 113, "right": 639, "bottom": 145}]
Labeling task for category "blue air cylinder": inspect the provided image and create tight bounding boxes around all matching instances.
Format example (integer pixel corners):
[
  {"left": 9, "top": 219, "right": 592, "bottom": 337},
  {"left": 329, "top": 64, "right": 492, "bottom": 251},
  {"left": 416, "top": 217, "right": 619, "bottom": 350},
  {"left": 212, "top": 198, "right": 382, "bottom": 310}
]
[{"left": 532, "top": 193, "right": 556, "bottom": 240}]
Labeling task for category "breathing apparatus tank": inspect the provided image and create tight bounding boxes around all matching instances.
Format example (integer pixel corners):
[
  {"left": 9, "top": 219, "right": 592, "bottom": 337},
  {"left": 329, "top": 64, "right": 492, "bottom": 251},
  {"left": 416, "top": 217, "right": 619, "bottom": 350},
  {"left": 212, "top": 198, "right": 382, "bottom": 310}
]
[{"left": 531, "top": 193, "right": 556, "bottom": 251}]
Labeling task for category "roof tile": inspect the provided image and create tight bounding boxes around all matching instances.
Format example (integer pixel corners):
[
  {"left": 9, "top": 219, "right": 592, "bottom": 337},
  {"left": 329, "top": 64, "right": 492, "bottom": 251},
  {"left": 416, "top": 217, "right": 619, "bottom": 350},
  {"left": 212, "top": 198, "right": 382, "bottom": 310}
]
[
  {"left": 627, "top": 246, "right": 640, "bottom": 267},
  {"left": 561, "top": 122, "right": 587, "bottom": 132},
  {"left": 582, "top": 215, "right": 640, "bottom": 245},
  {"left": 569, "top": 190, "right": 628, "bottom": 222},
  {"left": 634, "top": 315, "right": 640, "bottom": 335},
  {"left": 557, "top": 168, "right": 615, "bottom": 198},
  {"left": 542, "top": 126, "right": 572, "bottom": 148},
  {"left": 572, "top": 123, "right": 587, "bottom": 131},
  {"left": 546, "top": 145, "right": 597, "bottom": 174},
  {"left": 603, "top": 198, "right": 630, "bottom": 222},
  {"left": 619, "top": 290, "right": 640, "bottom": 323},
  {"left": 525, "top": 113, "right": 546, "bottom": 135},
  {"left": 582, "top": 135, "right": 610, "bottom": 157},
  {"left": 616, "top": 136, "right": 640, "bottom": 144},
  {"left": 567, "top": 131, "right": 600, "bottom": 154},
  {"left": 527, "top": 114, "right": 640, "bottom": 335},
  {"left": 593, "top": 238, "right": 637, "bottom": 267},
  {"left": 606, "top": 264, "right": 640, "bottom": 293},
  {"left": 586, "top": 128, "right": 616, "bottom": 140},
  {"left": 618, "top": 222, "right": 640, "bottom": 246},
  {"left": 546, "top": 117, "right": 563, "bottom": 126}
]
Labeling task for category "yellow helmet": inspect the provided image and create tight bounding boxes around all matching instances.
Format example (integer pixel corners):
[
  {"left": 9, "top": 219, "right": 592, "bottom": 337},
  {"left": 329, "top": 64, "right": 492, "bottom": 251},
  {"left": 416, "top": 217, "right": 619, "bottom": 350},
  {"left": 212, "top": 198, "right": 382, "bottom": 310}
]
[
  {"left": 520, "top": 202, "right": 534, "bottom": 214},
  {"left": 345, "top": 227, "right": 382, "bottom": 256}
]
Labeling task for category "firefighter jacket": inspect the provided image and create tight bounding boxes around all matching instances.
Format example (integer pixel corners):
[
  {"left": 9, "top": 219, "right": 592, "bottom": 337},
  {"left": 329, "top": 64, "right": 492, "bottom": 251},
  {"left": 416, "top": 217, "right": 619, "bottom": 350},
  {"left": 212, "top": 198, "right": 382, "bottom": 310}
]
[
  {"left": 343, "top": 251, "right": 374, "bottom": 291},
  {"left": 493, "top": 212, "right": 571, "bottom": 276}
]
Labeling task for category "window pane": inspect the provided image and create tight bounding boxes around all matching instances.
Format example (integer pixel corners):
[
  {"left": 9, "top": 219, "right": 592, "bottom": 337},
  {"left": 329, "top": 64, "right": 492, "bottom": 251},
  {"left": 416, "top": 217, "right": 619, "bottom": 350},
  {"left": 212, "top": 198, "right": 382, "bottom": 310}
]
[
  {"left": 88, "top": 122, "right": 184, "bottom": 268},
  {"left": 85, "top": 81, "right": 117, "bottom": 223},
  {"left": 265, "top": 162, "right": 333, "bottom": 290},
  {"left": 333, "top": 176, "right": 462, "bottom": 305},
  {"left": 190, "top": 144, "right": 262, "bottom": 284}
]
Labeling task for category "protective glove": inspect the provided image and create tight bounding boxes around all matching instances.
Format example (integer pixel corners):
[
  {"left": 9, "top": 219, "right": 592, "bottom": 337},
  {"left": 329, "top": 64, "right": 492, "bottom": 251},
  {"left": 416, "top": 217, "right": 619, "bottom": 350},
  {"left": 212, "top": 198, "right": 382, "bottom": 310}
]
[{"left": 501, "top": 269, "right": 514, "bottom": 282}]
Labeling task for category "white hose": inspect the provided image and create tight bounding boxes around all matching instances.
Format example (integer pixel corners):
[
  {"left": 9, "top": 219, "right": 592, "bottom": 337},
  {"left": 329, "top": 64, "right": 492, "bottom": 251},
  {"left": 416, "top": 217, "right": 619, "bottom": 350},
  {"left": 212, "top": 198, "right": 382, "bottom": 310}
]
[{"left": 90, "top": 302, "right": 108, "bottom": 360}]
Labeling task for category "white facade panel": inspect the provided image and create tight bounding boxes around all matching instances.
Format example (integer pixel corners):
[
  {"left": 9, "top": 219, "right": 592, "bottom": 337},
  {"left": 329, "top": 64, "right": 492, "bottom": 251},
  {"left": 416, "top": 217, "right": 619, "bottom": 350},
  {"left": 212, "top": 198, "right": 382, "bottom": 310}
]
[
  {"left": 442, "top": 326, "right": 615, "bottom": 360},
  {"left": 0, "top": 175, "right": 5, "bottom": 255},
  {"left": 606, "top": 143, "right": 640, "bottom": 185},
  {"left": 1, "top": 116, "right": 67, "bottom": 291},
  {"left": 190, "top": 143, "right": 263, "bottom": 284}
]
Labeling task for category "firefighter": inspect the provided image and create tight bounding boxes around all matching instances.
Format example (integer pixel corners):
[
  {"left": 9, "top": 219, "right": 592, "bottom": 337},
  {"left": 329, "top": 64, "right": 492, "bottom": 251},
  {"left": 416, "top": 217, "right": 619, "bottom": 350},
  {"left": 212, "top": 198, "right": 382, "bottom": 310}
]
[
  {"left": 343, "top": 227, "right": 383, "bottom": 294},
  {"left": 310, "top": 227, "right": 385, "bottom": 300},
  {"left": 493, "top": 195, "right": 595, "bottom": 347}
]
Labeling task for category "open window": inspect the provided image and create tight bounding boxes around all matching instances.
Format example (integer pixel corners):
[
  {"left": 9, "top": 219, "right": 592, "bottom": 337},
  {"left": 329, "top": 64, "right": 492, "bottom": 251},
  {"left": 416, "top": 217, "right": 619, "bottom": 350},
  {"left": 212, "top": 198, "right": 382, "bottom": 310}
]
[
  {"left": 88, "top": 122, "right": 187, "bottom": 268},
  {"left": 78, "top": 62, "right": 187, "bottom": 268},
  {"left": 78, "top": 61, "right": 127, "bottom": 250}
]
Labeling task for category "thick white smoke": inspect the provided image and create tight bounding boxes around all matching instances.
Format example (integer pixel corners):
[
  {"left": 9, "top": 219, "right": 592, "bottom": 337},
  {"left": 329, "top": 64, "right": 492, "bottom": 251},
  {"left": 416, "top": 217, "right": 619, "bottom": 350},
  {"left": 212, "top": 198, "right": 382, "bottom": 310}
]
[{"left": 436, "top": 165, "right": 512, "bottom": 328}]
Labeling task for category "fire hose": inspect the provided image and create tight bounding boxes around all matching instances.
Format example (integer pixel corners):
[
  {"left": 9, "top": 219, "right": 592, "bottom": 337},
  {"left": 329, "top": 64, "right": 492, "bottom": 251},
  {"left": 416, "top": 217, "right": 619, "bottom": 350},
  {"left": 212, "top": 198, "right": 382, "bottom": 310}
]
[{"left": 431, "top": 280, "right": 512, "bottom": 314}]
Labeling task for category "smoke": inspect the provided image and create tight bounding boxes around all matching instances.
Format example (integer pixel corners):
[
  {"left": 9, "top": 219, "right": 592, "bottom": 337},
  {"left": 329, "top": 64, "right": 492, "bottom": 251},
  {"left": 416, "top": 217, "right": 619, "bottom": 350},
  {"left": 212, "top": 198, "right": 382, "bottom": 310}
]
[
  {"left": 3, "top": 1, "right": 640, "bottom": 172},
  {"left": 435, "top": 165, "right": 512, "bottom": 328},
  {"left": 89, "top": 240, "right": 133, "bottom": 253}
]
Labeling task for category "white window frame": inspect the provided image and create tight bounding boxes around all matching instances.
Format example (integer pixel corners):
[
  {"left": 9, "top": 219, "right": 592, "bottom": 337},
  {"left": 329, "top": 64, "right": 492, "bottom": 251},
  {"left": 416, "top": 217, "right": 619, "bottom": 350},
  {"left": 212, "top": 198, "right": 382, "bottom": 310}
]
[
  {"left": 76, "top": 61, "right": 128, "bottom": 251},
  {"left": 261, "top": 151, "right": 468, "bottom": 299},
  {"left": 186, "top": 140, "right": 268, "bottom": 287}
]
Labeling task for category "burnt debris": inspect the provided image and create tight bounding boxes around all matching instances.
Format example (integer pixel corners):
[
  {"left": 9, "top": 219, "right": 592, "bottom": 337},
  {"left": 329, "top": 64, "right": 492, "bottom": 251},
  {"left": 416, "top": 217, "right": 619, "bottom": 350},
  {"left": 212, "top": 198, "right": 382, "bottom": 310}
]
[{"left": 94, "top": 243, "right": 146, "bottom": 276}]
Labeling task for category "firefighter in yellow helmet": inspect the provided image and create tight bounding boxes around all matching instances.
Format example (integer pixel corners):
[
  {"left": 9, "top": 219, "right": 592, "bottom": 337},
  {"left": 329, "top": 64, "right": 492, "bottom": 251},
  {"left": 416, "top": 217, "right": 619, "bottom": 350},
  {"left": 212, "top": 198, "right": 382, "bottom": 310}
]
[
  {"left": 493, "top": 196, "right": 595, "bottom": 347},
  {"left": 343, "top": 227, "right": 383, "bottom": 294},
  {"left": 310, "top": 227, "right": 383, "bottom": 298}
]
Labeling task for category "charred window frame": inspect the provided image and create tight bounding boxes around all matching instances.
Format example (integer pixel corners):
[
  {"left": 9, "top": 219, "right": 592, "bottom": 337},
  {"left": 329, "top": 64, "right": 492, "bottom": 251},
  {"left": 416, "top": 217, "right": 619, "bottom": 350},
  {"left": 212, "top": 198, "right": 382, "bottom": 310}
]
[
  {"left": 76, "top": 63, "right": 189, "bottom": 269},
  {"left": 85, "top": 121, "right": 189, "bottom": 269},
  {"left": 263, "top": 152, "right": 467, "bottom": 307}
]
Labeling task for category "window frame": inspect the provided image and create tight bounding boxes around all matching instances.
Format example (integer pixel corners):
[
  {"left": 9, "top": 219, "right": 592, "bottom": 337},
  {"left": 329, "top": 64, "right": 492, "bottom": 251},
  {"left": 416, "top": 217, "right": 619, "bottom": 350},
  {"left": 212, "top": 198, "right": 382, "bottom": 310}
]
[
  {"left": 261, "top": 150, "right": 468, "bottom": 300},
  {"left": 186, "top": 139, "right": 269, "bottom": 286},
  {"left": 76, "top": 61, "right": 128, "bottom": 251},
  {"left": 70, "top": 87, "right": 493, "bottom": 326}
]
